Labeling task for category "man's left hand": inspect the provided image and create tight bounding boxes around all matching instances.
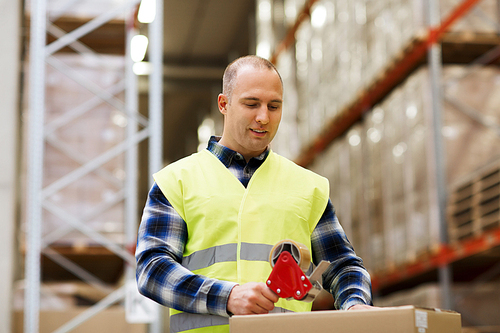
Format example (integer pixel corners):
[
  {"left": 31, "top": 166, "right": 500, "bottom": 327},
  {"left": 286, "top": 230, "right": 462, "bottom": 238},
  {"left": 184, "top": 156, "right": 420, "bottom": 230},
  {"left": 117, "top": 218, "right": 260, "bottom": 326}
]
[{"left": 348, "top": 304, "right": 376, "bottom": 310}]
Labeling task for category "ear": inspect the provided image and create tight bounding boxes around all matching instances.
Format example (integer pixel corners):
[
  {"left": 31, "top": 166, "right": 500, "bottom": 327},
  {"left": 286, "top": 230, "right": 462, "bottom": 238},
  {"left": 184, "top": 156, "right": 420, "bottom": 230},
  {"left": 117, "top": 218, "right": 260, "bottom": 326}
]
[{"left": 218, "top": 94, "right": 228, "bottom": 115}]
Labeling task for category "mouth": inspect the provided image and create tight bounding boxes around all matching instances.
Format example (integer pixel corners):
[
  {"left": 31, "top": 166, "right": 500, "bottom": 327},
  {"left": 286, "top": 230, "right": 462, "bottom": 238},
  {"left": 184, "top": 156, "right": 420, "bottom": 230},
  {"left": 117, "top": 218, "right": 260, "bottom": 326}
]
[{"left": 250, "top": 128, "right": 267, "bottom": 136}]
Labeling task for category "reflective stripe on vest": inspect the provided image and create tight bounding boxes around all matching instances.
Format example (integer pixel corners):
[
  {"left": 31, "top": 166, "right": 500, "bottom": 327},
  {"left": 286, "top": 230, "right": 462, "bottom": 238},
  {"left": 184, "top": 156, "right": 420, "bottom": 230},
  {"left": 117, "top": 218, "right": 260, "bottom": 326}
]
[
  {"left": 170, "top": 313, "right": 228, "bottom": 333},
  {"left": 182, "top": 243, "right": 272, "bottom": 271},
  {"left": 170, "top": 307, "right": 293, "bottom": 333}
]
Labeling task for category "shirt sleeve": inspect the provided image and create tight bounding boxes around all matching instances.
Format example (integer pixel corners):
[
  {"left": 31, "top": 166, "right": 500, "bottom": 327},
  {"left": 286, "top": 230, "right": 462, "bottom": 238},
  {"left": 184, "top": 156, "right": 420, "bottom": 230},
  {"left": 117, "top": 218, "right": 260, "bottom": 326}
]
[
  {"left": 311, "top": 199, "right": 373, "bottom": 310},
  {"left": 135, "top": 183, "right": 238, "bottom": 317}
]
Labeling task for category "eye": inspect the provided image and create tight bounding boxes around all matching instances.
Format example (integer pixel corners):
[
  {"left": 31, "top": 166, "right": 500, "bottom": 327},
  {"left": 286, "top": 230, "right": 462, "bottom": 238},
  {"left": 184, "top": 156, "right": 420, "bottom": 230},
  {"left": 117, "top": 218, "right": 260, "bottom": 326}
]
[{"left": 268, "top": 104, "right": 280, "bottom": 111}]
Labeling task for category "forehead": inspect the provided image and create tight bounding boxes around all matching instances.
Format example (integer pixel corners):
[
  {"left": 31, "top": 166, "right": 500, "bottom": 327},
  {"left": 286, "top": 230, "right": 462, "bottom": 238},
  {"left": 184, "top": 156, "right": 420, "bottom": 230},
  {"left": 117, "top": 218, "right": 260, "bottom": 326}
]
[{"left": 233, "top": 66, "right": 283, "bottom": 97}]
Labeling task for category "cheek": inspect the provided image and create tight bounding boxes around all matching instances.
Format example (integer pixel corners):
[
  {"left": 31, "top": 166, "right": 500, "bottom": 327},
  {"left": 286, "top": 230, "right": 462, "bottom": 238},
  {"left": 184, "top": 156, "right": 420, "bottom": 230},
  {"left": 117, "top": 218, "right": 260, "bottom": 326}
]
[{"left": 272, "top": 113, "right": 282, "bottom": 126}]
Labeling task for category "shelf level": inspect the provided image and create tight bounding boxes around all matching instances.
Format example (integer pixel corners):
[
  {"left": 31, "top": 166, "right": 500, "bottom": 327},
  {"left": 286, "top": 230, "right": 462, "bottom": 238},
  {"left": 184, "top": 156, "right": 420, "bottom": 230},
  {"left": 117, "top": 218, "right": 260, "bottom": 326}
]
[
  {"left": 26, "top": 16, "right": 127, "bottom": 55},
  {"left": 371, "top": 225, "right": 500, "bottom": 293}
]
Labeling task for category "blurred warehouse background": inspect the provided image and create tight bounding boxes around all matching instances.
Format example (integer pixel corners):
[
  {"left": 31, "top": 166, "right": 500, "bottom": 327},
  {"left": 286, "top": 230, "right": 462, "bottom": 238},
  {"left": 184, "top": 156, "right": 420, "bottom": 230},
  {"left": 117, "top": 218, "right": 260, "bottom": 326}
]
[{"left": 1, "top": 0, "right": 500, "bottom": 332}]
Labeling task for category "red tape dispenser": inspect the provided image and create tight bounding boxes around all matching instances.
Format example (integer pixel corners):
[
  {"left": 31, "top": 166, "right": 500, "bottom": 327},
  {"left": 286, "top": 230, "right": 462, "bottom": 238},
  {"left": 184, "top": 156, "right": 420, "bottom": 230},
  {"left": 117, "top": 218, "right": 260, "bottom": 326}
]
[
  {"left": 266, "top": 240, "right": 330, "bottom": 302},
  {"left": 266, "top": 251, "right": 312, "bottom": 300}
]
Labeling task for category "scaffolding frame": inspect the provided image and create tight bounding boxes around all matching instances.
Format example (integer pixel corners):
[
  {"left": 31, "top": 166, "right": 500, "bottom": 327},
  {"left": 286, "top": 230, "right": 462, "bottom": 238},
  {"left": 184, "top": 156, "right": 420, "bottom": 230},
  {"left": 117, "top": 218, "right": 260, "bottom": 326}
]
[{"left": 24, "top": 0, "right": 163, "bottom": 332}]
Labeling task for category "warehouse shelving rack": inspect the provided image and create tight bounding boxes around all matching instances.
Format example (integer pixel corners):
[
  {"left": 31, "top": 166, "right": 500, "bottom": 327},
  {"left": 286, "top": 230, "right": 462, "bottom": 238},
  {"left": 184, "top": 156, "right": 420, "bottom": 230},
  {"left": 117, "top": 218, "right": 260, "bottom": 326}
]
[
  {"left": 269, "top": 0, "right": 500, "bottom": 319},
  {"left": 24, "top": 0, "right": 163, "bottom": 332}
]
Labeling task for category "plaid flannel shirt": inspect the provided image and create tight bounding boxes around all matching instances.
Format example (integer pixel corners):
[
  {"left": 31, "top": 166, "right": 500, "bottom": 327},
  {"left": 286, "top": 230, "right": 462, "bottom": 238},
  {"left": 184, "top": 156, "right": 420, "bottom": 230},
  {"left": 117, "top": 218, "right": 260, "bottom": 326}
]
[{"left": 136, "top": 136, "right": 372, "bottom": 317}]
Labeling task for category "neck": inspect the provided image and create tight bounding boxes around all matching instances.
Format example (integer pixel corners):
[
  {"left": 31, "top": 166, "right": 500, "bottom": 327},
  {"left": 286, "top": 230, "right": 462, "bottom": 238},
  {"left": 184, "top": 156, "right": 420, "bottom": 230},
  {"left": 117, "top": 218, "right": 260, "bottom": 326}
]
[{"left": 218, "top": 137, "right": 267, "bottom": 162}]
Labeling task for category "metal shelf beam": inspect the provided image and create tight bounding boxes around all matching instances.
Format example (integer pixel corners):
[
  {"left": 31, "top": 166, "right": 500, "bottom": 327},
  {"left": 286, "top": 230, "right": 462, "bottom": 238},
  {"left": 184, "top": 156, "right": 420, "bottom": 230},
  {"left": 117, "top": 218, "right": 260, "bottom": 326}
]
[{"left": 371, "top": 225, "right": 500, "bottom": 292}]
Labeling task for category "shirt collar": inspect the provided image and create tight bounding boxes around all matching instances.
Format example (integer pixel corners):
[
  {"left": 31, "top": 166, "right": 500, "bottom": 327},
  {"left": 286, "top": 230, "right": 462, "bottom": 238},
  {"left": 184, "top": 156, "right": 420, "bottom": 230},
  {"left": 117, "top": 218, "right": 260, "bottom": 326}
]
[{"left": 207, "top": 136, "right": 269, "bottom": 168}]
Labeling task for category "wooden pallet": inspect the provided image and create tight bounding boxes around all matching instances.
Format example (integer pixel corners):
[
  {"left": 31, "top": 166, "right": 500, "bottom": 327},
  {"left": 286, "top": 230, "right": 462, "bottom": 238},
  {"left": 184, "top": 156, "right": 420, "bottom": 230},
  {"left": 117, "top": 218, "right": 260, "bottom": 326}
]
[
  {"left": 448, "top": 161, "right": 500, "bottom": 243},
  {"left": 442, "top": 32, "right": 500, "bottom": 65}
]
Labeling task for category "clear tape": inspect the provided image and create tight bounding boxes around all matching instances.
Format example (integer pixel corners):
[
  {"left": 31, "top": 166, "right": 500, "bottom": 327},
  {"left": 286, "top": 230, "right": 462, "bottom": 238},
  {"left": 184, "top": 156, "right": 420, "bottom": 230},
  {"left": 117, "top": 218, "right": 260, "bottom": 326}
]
[{"left": 269, "top": 239, "right": 311, "bottom": 272}]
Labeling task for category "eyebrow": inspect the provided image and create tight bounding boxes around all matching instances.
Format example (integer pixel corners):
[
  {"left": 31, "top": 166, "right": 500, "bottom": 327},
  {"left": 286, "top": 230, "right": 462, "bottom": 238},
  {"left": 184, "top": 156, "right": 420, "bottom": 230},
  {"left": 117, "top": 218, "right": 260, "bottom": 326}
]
[{"left": 240, "top": 97, "right": 283, "bottom": 104}]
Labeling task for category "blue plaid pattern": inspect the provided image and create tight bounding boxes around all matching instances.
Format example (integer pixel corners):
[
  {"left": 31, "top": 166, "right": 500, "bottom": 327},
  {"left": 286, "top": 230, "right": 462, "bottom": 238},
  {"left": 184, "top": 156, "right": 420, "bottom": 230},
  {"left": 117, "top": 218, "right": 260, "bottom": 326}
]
[{"left": 136, "top": 136, "right": 372, "bottom": 317}]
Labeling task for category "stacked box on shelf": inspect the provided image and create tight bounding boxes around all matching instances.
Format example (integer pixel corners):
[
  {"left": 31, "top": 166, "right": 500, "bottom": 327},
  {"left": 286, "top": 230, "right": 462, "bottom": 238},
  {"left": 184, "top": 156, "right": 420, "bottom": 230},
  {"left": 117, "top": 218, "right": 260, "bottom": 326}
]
[
  {"left": 447, "top": 182, "right": 475, "bottom": 241},
  {"left": 403, "top": 69, "right": 435, "bottom": 258},
  {"left": 363, "top": 107, "right": 386, "bottom": 272},
  {"left": 444, "top": 66, "right": 500, "bottom": 243},
  {"left": 472, "top": 166, "right": 500, "bottom": 231},
  {"left": 365, "top": 0, "right": 396, "bottom": 82},
  {"left": 303, "top": 68, "right": 430, "bottom": 272},
  {"left": 303, "top": 20, "right": 327, "bottom": 143},
  {"left": 273, "top": 0, "right": 426, "bottom": 157},
  {"left": 318, "top": 65, "right": 500, "bottom": 272},
  {"left": 448, "top": 160, "right": 500, "bottom": 242},
  {"left": 320, "top": 0, "right": 342, "bottom": 121},
  {"left": 443, "top": 66, "right": 500, "bottom": 185},
  {"left": 316, "top": 141, "right": 342, "bottom": 225},
  {"left": 274, "top": 49, "right": 302, "bottom": 159},
  {"left": 473, "top": 179, "right": 499, "bottom": 228},
  {"left": 331, "top": 0, "right": 365, "bottom": 107},
  {"left": 383, "top": 68, "right": 442, "bottom": 266},
  {"left": 382, "top": 87, "right": 409, "bottom": 267},
  {"left": 271, "top": 0, "right": 500, "bottom": 273},
  {"left": 307, "top": 133, "right": 371, "bottom": 264},
  {"left": 273, "top": 0, "right": 499, "bottom": 161},
  {"left": 295, "top": 21, "right": 314, "bottom": 146},
  {"left": 346, "top": 124, "right": 370, "bottom": 263},
  {"left": 23, "top": 53, "right": 128, "bottom": 248},
  {"left": 335, "top": 136, "right": 352, "bottom": 241},
  {"left": 309, "top": 135, "right": 358, "bottom": 251},
  {"left": 364, "top": 0, "right": 424, "bottom": 89}
]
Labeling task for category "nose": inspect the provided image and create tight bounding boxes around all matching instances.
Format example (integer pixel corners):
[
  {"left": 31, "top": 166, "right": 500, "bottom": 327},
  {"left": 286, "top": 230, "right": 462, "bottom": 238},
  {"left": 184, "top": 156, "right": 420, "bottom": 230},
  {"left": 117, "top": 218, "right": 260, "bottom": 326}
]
[{"left": 255, "top": 106, "right": 269, "bottom": 125}]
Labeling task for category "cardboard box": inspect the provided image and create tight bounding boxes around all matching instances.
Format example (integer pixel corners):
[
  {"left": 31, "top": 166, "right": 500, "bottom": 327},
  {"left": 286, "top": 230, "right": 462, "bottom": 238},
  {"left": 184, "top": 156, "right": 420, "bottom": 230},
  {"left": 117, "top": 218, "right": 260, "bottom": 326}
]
[
  {"left": 374, "top": 282, "right": 500, "bottom": 327},
  {"left": 229, "top": 306, "right": 461, "bottom": 333},
  {"left": 14, "top": 307, "right": 147, "bottom": 333}
]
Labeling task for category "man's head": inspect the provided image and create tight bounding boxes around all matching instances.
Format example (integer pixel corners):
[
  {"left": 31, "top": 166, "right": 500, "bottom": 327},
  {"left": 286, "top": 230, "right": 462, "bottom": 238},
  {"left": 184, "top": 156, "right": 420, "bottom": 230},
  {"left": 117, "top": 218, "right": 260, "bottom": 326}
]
[
  {"left": 222, "top": 55, "right": 283, "bottom": 103},
  {"left": 218, "top": 55, "right": 283, "bottom": 161}
]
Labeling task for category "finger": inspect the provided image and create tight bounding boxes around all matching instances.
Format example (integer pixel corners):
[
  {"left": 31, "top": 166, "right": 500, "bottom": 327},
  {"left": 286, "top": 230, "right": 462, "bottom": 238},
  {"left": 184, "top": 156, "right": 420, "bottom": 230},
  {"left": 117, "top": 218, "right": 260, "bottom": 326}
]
[
  {"left": 261, "top": 286, "right": 280, "bottom": 303},
  {"left": 252, "top": 299, "right": 275, "bottom": 314},
  {"left": 256, "top": 292, "right": 278, "bottom": 312}
]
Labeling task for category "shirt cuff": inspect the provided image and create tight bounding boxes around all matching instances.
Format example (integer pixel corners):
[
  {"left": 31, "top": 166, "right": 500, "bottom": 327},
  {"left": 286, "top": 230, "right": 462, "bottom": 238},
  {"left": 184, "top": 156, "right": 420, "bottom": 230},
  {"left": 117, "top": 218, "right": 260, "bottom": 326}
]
[
  {"left": 341, "top": 297, "right": 368, "bottom": 311},
  {"left": 207, "top": 280, "right": 239, "bottom": 318}
]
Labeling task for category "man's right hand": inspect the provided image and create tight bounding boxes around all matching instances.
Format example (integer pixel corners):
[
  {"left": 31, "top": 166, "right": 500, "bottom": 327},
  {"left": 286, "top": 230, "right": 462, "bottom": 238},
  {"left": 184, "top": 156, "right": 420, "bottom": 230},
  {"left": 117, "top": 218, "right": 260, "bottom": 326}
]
[{"left": 227, "top": 282, "right": 279, "bottom": 315}]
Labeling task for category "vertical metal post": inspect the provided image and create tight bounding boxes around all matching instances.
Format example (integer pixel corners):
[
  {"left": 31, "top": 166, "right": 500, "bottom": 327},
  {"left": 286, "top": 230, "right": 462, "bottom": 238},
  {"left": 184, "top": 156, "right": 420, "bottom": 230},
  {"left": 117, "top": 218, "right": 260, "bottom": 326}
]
[
  {"left": 427, "top": 0, "right": 453, "bottom": 311},
  {"left": 148, "top": 0, "right": 164, "bottom": 178},
  {"left": 125, "top": 7, "right": 139, "bottom": 282},
  {"left": 147, "top": 1, "right": 164, "bottom": 331},
  {"left": 24, "top": 0, "right": 47, "bottom": 331}
]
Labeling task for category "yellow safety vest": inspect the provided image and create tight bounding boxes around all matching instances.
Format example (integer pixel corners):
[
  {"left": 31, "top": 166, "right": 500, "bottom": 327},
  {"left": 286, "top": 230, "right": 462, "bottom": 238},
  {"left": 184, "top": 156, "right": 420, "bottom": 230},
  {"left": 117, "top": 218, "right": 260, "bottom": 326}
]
[{"left": 154, "top": 149, "right": 329, "bottom": 333}]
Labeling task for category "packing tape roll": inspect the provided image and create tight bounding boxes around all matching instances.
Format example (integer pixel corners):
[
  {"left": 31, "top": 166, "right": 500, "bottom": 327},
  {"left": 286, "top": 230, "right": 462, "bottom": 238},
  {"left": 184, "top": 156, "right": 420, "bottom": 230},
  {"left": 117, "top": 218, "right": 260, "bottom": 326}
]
[{"left": 269, "top": 239, "right": 311, "bottom": 272}]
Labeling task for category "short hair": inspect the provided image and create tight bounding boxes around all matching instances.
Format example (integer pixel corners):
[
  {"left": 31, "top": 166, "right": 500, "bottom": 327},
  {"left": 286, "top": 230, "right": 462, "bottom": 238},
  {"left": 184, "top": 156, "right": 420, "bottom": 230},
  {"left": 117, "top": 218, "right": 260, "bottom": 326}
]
[{"left": 222, "top": 55, "right": 283, "bottom": 103}]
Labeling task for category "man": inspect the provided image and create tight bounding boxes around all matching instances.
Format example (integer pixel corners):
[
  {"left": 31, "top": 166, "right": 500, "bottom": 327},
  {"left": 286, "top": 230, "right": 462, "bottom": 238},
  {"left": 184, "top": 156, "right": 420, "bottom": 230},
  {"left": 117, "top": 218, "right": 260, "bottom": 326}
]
[{"left": 136, "top": 55, "right": 372, "bottom": 333}]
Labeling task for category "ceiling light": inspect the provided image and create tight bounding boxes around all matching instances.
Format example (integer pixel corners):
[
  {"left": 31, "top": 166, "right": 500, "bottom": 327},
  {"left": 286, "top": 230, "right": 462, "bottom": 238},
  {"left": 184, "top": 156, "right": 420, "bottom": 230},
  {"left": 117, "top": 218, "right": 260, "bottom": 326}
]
[
  {"left": 131, "top": 35, "right": 148, "bottom": 62},
  {"left": 257, "top": 41, "right": 271, "bottom": 59},
  {"left": 311, "top": 4, "right": 327, "bottom": 28},
  {"left": 367, "top": 128, "right": 381, "bottom": 143},
  {"left": 138, "top": 0, "right": 156, "bottom": 23},
  {"left": 406, "top": 104, "right": 418, "bottom": 119},
  {"left": 348, "top": 130, "right": 361, "bottom": 147},
  {"left": 133, "top": 61, "right": 151, "bottom": 75}
]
